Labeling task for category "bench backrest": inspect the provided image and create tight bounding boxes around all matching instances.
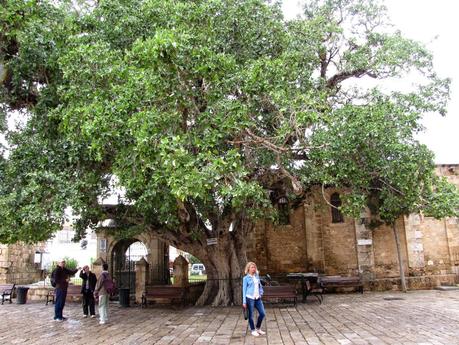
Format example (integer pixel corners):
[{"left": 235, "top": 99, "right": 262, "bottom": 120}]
[
  {"left": 263, "top": 286, "right": 296, "bottom": 295},
  {"left": 320, "top": 276, "right": 362, "bottom": 288},
  {"left": 144, "top": 286, "right": 185, "bottom": 297},
  {"left": 67, "top": 285, "right": 81, "bottom": 294},
  {"left": 0, "top": 284, "right": 15, "bottom": 292},
  {"left": 50, "top": 284, "right": 81, "bottom": 295},
  {"left": 321, "top": 276, "right": 361, "bottom": 283}
]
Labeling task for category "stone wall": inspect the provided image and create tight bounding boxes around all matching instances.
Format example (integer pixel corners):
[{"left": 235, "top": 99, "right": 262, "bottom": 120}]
[
  {"left": 319, "top": 189, "right": 359, "bottom": 276},
  {"left": 263, "top": 205, "right": 308, "bottom": 272},
  {"left": 0, "top": 243, "right": 46, "bottom": 285},
  {"left": 247, "top": 164, "right": 459, "bottom": 291},
  {"left": 372, "top": 219, "right": 409, "bottom": 278}
]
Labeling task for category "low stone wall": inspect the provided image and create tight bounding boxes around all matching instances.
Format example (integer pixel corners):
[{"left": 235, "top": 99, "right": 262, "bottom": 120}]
[
  {"left": 25, "top": 284, "right": 82, "bottom": 303},
  {"left": 187, "top": 282, "right": 206, "bottom": 304},
  {"left": 27, "top": 286, "right": 53, "bottom": 302},
  {"left": 365, "top": 274, "right": 459, "bottom": 291}
]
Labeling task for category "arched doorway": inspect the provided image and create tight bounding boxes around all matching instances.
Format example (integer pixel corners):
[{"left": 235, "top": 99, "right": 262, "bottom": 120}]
[{"left": 111, "top": 239, "right": 148, "bottom": 292}]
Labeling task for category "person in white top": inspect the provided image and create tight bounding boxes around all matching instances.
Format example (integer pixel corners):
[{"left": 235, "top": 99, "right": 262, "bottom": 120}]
[{"left": 242, "top": 262, "right": 266, "bottom": 337}]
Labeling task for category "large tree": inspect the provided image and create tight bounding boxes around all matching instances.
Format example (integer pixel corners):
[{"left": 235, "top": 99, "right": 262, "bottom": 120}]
[{"left": 1, "top": 0, "right": 458, "bottom": 305}]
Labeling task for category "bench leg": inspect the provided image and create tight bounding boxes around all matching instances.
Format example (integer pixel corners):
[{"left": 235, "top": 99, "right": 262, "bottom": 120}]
[{"left": 315, "top": 294, "right": 322, "bottom": 305}]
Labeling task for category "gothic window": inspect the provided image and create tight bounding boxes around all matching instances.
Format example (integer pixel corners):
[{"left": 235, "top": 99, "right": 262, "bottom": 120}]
[
  {"left": 330, "top": 193, "right": 344, "bottom": 223},
  {"left": 277, "top": 196, "right": 290, "bottom": 225}
]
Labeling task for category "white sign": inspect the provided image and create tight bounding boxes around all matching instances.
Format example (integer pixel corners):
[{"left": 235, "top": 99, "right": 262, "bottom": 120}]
[
  {"left": 34, "top": 251, "right": 42, "bottom": 264},
  {"left": 357, "top": 239, "right": 372, "bottom": 246},
  {"left": 99, "top": 239, "right": 107, "bottom": 252},
  {"left": 206, "top": 238, "right": 218, "bottom": 246},
  {"left": 412, "top": 243, "right": 424, "bottom": 252}
]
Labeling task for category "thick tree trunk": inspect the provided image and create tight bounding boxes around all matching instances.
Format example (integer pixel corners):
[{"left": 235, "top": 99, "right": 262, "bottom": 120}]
[
  {"left": 195, "top": 231, "right": 248, "bottom": 306},
  {"left": 392, "top": 223, "right": 407, "bottom": 292}
]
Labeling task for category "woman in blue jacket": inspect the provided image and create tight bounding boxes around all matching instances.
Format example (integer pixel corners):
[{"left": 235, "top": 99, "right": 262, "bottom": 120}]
[{"left": 242, "top": 262, "right": 266, "bottom": 337}]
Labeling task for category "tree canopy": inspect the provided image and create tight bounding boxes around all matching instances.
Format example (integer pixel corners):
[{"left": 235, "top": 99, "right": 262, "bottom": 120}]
[{"left": 1, "top": 0, "right": 458, "bottom": 305}]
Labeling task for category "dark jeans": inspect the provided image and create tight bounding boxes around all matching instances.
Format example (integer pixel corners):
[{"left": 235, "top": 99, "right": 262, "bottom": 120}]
[
  {"left": 82, "top": 290, "right": 95, "bottom": 316},
  {"left": 246, "top": 297, "right": 265, "bottom": 331},
  {"left": 54, "top": 288, "right": 67, "bottom": 320}
]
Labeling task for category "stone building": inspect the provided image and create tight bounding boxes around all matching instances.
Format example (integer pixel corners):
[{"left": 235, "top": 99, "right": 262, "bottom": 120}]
[
  {"left": 0, "top": 242, "right": 46, "bottom": 285},
  {"left": 92, "top": 164, "right": 458, "bottom": 292},
  {"left": 246, "top": 164, "right": 459, "bottom": 289}
]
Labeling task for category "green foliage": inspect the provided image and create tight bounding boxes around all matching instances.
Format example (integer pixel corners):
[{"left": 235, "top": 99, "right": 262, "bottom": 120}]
[
  {"left": 188, "top": 255, "right": 201, "bottom": 265},
  {"left": 50, "top": 256, "right": 78, "bottom": 271},
  {"left": 0, "top": 0, "right": 457, "bottom": 247}
]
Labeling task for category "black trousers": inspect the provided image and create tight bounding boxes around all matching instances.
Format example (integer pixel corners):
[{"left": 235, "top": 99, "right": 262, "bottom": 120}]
[{"left": 82, "top": 290, "right": 95, "bottom": 316}]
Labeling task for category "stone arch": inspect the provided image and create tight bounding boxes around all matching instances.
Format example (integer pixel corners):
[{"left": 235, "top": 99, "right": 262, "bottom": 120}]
[
  {"left": 98, "top": 230, "right": 170, "bottom": 288},
  {"left": 110, "top": 238, "right": 149, "bottom": 291}
]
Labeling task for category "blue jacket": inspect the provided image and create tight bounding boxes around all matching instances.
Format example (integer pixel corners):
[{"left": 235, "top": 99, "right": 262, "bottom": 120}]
[{"left": 242, "top": 273, "right": 264, "bottom": 304}]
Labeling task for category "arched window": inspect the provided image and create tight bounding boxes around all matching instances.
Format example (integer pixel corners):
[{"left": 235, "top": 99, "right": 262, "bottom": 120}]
[
  {"left": 277, "top": 196, "right": 290, "bottom": 225},
  {"left": 330, "top": 193, "right": 344, "bottom": 223}
]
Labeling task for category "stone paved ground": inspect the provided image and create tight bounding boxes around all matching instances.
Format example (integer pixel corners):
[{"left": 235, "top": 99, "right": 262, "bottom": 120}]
[{"left": 1, "top": 290, "right": 458, "bottom": 345}]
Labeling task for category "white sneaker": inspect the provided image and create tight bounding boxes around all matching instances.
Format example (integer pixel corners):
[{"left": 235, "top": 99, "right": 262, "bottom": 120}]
[
  {"left": 90, "top": 315, "right": 96, "bottom": 318},
  {"left": 251, "top": 330, "right": 259, "bottom": 337},
  {"left": 257, "top": 329, "right": 266, "bottom": 335},
  {"left": 99, "top": 321, "right": 106, "bottom": 325},
  {"left": 83, "top": 314, "right": 88, "bottom": 318}
]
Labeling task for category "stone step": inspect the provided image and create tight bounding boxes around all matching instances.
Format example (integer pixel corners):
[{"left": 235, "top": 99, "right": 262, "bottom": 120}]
[{"left": 434, "top": 285, "right": 459, "bottom": 291}]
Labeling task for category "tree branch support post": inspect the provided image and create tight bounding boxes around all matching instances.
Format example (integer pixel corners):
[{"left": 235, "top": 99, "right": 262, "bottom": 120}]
[{"left": 392, "top": 223, "right": 407, "bottom": 292}]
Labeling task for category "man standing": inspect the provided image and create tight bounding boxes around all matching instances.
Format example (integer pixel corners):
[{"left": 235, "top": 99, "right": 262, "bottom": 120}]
[
  {"left": 53, "top": 260, "right": 79, "bottom": 321},
  {"left": 95, "top": 263, "right": 111, "bottom": 325},
  {"left": 79, "top": 265, "right": 97, "bottom": 318}
]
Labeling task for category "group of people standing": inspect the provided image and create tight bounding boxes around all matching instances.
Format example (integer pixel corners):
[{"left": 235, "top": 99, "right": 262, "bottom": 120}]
[
  {"left": 53, "top": 259, "right": 266, "bottom": 336},
  {"left": 52, "top": 260, "right": 111, "bottom": 325}
]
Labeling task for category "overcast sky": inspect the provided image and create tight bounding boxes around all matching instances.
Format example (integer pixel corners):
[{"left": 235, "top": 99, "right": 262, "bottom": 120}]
[{"left": 283, "top": 0, "right": 459, "bottom": 164}]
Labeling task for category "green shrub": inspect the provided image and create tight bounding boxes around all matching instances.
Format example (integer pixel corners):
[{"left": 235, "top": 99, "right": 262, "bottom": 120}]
[{"left": 50, "top": 257, "right": 78, "bottom": 271}]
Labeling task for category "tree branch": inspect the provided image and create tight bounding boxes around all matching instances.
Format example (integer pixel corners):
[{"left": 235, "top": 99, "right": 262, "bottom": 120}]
[{"left": 326, "top": 68, "right": 376, "bottom": 89}]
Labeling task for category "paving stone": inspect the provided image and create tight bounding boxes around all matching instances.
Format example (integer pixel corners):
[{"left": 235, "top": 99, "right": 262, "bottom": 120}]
[{"left": 1, "top": 290, "right": 459, "bottom": 344}]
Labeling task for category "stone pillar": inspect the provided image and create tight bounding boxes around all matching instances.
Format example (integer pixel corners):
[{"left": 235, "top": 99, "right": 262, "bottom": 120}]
[
  {"left": 173, "top": 255, "right": 189, "bottom": 288},
  {"left": 404, "top": 214, "right": 426, "bottom": 275},
  {"left": 304, "top": 200, "right": 325, "bottom": 272},
  {"left": 444, "top": 217, "right": 459, "bottom": 274},
  {"left": 92, "top": 257, "right": 106, "bottom": 278},
  {"left": 148, "top": 239, "right": 168, "bottom": 284},
  {"left": 135, "top": 257, "right": 149, "bottom": 304},
  {"left": 354, "top": 210, "right": 375, "bottom": 281}
]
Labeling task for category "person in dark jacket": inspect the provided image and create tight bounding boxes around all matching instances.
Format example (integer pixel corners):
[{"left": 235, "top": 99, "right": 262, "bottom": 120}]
[
  {"left": 53, "top": 259, "right": 80, "bottom": 321},
  {"left": 80, "top": 265, "right": 97, "bottom": 318}
]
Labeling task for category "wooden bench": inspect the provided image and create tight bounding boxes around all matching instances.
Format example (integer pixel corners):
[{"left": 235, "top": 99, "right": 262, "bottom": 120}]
[
  {"left": 0, "top": 284, "right": 15, "bottom": 305},
  {"left": 46, "top": 284, "right": 82, "bottom": 305},
  {"left": 262, "top": 285, "right": 297, "bottom": 306},
  {"left": 141, "top": 285, "right": 187, "bottom": 308},
  {"left": 320, "top": 276, "right": 363, "bottom": 293}
]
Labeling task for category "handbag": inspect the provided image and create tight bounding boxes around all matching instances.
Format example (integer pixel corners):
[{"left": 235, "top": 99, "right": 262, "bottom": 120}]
[{"left": 243, "top": 307, "right": 248, "bottom": 320}]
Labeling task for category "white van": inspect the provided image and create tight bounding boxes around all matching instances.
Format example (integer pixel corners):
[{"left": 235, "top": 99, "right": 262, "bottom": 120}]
[{"left": 191, "top": 263, "right": 205, "bottom": 275}]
